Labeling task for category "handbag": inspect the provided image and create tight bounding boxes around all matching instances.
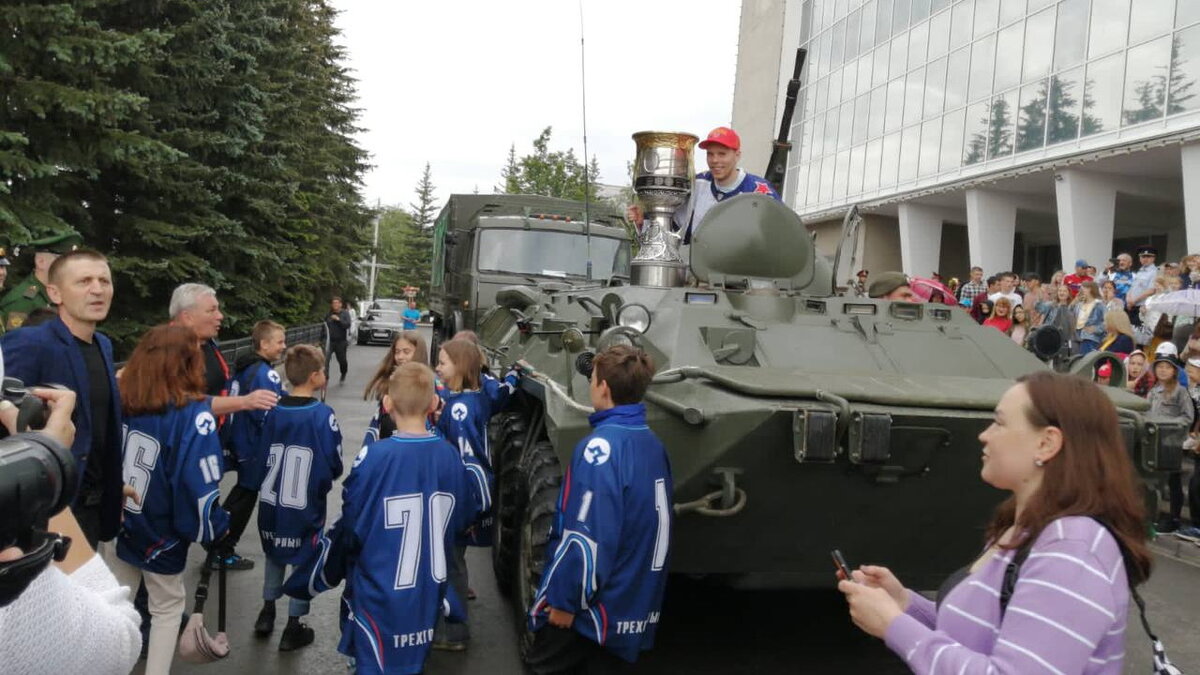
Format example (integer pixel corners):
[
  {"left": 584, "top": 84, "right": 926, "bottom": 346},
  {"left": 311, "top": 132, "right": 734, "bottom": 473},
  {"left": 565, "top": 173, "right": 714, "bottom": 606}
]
[
  {"left": 999, "top": 520, "right": 1181, "bottom": 674},
  {"left": 177, "top": 552, "right": 230, "bottom": 664}
]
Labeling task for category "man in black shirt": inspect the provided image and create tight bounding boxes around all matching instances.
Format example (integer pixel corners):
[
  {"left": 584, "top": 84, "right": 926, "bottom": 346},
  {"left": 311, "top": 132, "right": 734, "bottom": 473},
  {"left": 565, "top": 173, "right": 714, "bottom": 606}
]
[
  {"left": 169, "top": 283, "right": 279, "bottom": 569},
  {"left": 1, "top": 250, "right": 123, "bottom": 548},
  {"left": 325, "top": 296, "right": 351, "bottom": 383}
]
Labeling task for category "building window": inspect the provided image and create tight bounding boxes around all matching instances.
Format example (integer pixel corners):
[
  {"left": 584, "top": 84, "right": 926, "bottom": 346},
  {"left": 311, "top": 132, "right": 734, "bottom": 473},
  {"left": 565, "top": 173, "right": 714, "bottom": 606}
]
[
  {"left": 909, "top": 19, "right": 930, "bottom": 67},
  {"left": 899, "top": 125, "right": 922, "bottom": 181},
  {"left": 849, "top": 144, "right": 867, "bottom": 193},
  {"left": 987, "top": 89, "right": 1018, "bottom": 158},
  {"left": 941, "top": 107, "right": 966, "bottom": 170},
  {"left": 1170, "top": 24, "right": 1200, "bottom": 114},
  {"left": 893, "top": 0, "right": 912, "bottom": 35},
  {"left": 1047, "top": 67, "right": 1084, "bottom": 144},
  {"left": 919, "top": 118, "right": 941, "bottom": 176},
  {"left": 925, "top": 56, "right": 948, "bottom": 117},
  {"left": 904, "top": 67, "right": 927, "bottom": 125},
  {"left": 951, "top": 0, "right": 973, "bottom": 50},
  {"left": 1052, "top": 0, "right": 1090, "bottom": 71},
  {"left": 1129, "top": 0, "right": 1174, "bottom": 45},
  {"left": 994, "top": 22, "right": 1024, "bottom": 93},
  {"left": 1016, "top": 79, "right": 1049, "bottom": 152},
  {"left": 999, "top": 0, "right": 1025, "bottom": 27},
  {"left": 946, "top": 47, "right": 971, "bottom": 108},
  {"left": 1022, "top": 8, "right": 1055, "bottom": 82},
  {"left": 929, "top": 8, "right": 951, "bottom": 60},
  {"left": 969, "top": 34, "right": 997, "bottom": 101},
  {"left": 1082, "top": 51, "right": 1126, "bottom": 135},
  {"left": 1122, "top": 36, "right": 1170, "bottom": 126},
  {"left": 963, "top": 100, "right": 990, "bottom": 164},
  {"left": 1088, "top": 0, "right": 1130, "bottom": 59},
  {"left": 1179, "top": 0, "right": 1200, "bottom": 29}
]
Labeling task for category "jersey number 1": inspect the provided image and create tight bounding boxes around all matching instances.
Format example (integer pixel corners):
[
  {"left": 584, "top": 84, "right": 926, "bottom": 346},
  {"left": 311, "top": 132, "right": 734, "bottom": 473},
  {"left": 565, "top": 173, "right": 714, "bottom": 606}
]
[{"left": 384, "top": 492, "right": 455, "bottom": 589}]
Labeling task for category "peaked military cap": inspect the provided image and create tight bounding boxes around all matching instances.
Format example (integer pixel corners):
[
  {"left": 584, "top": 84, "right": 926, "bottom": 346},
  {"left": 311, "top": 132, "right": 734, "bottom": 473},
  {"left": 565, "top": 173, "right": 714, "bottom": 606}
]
[{"left": 29, "top": 231, "right": 84, "bottom": 255}]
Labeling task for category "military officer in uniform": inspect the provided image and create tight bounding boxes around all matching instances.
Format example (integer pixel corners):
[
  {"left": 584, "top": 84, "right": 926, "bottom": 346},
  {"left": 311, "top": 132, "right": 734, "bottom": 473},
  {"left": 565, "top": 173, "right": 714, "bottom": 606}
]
[{"left": 0, "top": 232, "right": 84, "bottom": 330}]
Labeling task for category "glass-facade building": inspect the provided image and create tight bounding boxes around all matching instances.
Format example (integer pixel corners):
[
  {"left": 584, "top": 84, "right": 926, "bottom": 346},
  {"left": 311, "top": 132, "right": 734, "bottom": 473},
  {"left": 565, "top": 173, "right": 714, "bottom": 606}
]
[{"left": 788, "top": 0, "right": 1200, "bottom": 217}]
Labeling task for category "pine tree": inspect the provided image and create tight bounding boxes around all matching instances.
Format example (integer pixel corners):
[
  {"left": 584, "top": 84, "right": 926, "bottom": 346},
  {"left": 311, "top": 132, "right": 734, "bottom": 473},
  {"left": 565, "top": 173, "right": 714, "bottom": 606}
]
[
  {"left": 501, "top": 127, "right": 601, "bottom": 200},
  {"left": 986, "top": 96, "right": 1015, "bottom": 158},
  {"left": 498, "top": 144, "right": 520, "bottom": 193},
  {"left": 394, "top": 162, "right": 437, "bottom": 295},
  {"left": 374, "top": 206, "right": 412, "bottom": 298}
]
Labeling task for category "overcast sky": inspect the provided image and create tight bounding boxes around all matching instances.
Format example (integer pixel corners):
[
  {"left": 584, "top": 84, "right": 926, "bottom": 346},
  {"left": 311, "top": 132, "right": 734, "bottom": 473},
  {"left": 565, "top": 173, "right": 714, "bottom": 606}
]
[{"left": 331, "top": 0, "right": 742, "bottom": 210}]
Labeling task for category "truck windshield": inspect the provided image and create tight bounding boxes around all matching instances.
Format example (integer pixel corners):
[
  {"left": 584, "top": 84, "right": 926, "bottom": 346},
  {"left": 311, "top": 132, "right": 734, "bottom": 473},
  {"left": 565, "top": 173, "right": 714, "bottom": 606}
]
[{"left": 477, "top": 229, "right": 631, "bottom": 279}]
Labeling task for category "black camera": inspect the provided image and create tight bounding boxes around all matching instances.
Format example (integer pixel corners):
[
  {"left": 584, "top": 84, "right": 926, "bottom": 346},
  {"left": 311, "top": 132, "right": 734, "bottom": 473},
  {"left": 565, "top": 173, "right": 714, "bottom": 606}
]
[
  {"left": 0, "top": 432, "right": 77, "bottom": 551},
  {"left": 0, "top": 377, "right": 52, "bottom": 439}
]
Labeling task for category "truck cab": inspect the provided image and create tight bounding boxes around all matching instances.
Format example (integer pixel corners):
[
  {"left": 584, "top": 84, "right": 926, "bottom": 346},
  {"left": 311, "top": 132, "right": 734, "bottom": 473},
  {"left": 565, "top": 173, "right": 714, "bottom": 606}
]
[{"left": 428, "top": 194, "right": 632, "bottom": 348}]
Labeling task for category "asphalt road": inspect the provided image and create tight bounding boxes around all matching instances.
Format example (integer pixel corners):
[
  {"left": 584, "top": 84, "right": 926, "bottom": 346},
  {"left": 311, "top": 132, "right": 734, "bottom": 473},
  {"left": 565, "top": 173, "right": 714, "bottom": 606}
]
[{"left": 152, "top": 338, "right": 1200, "bottom": 675}]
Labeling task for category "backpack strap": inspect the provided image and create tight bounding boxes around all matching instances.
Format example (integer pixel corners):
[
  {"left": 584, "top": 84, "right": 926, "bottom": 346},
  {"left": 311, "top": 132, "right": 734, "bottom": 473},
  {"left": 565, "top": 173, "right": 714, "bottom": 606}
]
[{"left": 998, "top": 537, "right": 1034, "bottom": 618}]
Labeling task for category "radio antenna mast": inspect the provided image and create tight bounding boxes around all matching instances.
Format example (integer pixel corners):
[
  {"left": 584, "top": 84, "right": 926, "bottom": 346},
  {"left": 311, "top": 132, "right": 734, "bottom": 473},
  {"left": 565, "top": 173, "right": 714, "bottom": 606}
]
[{"left": 579, "top": 0, "right": 593, "bottom": 281}]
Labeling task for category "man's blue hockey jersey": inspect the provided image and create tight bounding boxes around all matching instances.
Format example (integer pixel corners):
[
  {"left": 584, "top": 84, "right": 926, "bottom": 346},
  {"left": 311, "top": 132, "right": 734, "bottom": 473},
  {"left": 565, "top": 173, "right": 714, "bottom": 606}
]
[
  {"left": 528, "top": 404, "right": 673, "bottom": 663},
  {"left": 284, "top": 434, "right": 482, "bottom": 675},
  {"left": 256, "top": 396, "right": 344, "bottom": 565},
  {"left": 672, "top": 169, "right": 781, "bottom": 243},
  {"left": 226, "top": 355, "right": 285, "bottom": 489},
  {"left": 115, "top": 399, "right": 231, "bottom": 575},
  {"left": 435, "top": 369, "right": 516, "bottom": 546}
]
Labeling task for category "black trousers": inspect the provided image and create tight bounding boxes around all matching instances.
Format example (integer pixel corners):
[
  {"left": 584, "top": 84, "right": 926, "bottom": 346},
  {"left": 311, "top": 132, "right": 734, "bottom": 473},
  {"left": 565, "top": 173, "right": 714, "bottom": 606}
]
[
  {"left": 326, "top": 339, "right": 348, "bottom": 379},
  {"left": 220, "top": 484, "right": 258, "bottom": 552},
  {"left": 73, "top": 502, "right": 103, "bottom": 550},
  {"left": 526, "top": 625, "right": 629, "bottom": 675}
]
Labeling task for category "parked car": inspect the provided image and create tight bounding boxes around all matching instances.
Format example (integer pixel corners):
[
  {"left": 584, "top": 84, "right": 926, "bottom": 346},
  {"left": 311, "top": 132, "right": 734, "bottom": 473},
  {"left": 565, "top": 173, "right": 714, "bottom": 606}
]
[{"left": 356, "top": 310, "right": 405, "bottom": 346}]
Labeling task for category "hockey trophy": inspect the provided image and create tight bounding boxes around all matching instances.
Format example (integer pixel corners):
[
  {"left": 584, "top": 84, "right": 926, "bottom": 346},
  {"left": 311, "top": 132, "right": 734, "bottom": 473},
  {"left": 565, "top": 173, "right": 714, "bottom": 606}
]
[{"left": 631, "top": 131, "right": 698, "bottom": 287}]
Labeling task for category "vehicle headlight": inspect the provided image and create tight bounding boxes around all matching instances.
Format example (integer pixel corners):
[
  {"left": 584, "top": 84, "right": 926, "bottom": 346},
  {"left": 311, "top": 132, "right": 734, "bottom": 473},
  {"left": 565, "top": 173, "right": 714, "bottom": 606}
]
[{"left": 615, "top": 303, "right": 652, "bottom": 334}]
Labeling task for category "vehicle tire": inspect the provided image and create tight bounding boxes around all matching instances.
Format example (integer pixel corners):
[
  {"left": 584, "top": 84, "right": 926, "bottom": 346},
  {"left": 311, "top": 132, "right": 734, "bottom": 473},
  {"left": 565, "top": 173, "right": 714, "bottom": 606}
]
[
  {"left": 490, "top": 412, "right": 527, "bottom": 597},
  {"left": 515, "top": 439, "right": 561, "bottom": 660},
  {"left": 357, "top": 336, "right": 366, "bottom": 346},
  {"left": 430, "top": 317, "right": 443, "bottom": 362}
]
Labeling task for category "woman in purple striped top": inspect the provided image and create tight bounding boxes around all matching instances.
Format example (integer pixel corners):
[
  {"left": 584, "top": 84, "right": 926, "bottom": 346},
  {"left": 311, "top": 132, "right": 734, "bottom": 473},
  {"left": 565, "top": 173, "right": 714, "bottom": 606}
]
[{"left": 839, "top": 371, "right": 1152, "bottom": 674}]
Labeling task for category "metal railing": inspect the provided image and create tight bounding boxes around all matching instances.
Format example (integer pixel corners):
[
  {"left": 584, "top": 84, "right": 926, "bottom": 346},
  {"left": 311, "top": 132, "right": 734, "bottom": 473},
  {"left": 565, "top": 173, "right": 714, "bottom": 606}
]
[{"left": 215, "top": 322, "right": 328, "bottom": 366}]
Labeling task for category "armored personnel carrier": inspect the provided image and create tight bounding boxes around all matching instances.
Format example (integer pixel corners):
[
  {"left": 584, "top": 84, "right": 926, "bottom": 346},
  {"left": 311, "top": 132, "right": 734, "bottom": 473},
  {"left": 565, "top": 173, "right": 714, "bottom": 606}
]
[{"left": 473, "top": 193, "right": 1180, "bottom": 622}]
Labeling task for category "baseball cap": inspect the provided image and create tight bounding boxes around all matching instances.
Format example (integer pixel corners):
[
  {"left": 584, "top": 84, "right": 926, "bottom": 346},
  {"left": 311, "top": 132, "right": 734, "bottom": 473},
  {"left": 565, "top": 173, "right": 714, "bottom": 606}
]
[
  {"left": 1155, "top": 342, "right": 1179, "bottom": 358},
  {"left": 698, "top": 127, "right": 741, "bottom": 151},
  {"left": 1097, "top": 362, "right": 1113, "bottom": 377},
  {"left": 1074, "top": 258, "right": 1089, "bottom": 268}
]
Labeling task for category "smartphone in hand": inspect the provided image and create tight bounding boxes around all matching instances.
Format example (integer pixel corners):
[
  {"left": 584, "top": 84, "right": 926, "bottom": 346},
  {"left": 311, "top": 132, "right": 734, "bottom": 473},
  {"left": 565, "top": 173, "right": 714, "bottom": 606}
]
[{"left": 832, "top": 549, "right": 854, "bottom": 582}]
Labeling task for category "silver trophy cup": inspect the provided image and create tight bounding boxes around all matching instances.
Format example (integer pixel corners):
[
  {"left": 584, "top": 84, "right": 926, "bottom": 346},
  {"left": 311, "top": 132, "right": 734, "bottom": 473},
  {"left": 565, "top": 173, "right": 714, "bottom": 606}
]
[{"left": 631, "top": 131, "right": 698, "bottom": 287}]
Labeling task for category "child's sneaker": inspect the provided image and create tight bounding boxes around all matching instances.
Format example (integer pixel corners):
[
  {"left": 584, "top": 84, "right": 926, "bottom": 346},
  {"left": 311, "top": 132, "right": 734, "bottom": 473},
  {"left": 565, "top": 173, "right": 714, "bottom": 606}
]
[
  {"left": 1174, "top": 525, "right": 1200, "bottom": 541},
  {"left": 254, "top": 603, "right": 276, "bottom": 636},
  {"left": 278, "top": 618, "right": 315, "bottom": 652}
]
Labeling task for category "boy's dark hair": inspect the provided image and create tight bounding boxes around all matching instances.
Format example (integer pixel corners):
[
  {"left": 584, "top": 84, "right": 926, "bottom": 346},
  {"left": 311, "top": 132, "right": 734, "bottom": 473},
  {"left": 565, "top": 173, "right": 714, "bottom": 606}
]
[
  {"left": 1022, "top": 272, "right": 1041, "bottom": 283},
  {"left": 388, "top": 362, "right": 436, "bottom": 417},
  {"left": 986, "top": 275, "right": 1000, "bottom": 286},
  {"left": 592, "top": 345, "right": 655, "bottom": 405},
  {"left": 252, "top": 320, "right": 285, "bottom": 352},
  {"left": 284, "top": 344, "right": 325, "bottom": 386}
]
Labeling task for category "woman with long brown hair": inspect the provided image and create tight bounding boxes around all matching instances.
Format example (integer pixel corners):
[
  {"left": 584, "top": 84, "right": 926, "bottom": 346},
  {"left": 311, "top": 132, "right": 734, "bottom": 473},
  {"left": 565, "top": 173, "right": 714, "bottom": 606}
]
[
  {"left": 107, "top": 325, "right": 231, "bottom": 675},
  {"left": 839, "top": 371, "right": 1150, "bottom": 673},
  {"left": 361, "top": 331, "right": 429, "bottom": 445}
]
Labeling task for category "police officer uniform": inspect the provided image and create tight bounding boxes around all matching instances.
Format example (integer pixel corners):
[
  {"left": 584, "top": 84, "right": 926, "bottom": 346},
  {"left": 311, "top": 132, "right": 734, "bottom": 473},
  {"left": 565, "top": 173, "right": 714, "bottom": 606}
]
[
  {"left": 1126, "top": 245, "right": 1160, "bottom": 328},
  {"left": 0, "top": 232, "right": 83, "bottom": 330}
]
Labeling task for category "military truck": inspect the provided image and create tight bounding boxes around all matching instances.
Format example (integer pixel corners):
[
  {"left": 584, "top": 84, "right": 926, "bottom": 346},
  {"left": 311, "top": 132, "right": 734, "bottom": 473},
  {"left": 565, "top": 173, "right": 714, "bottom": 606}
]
[
  {"left": 470, "top": 195, "right": 1180, "bottom": 639},
  {"left": 427, "top": 194, "right": 632, "bottom": 353}
]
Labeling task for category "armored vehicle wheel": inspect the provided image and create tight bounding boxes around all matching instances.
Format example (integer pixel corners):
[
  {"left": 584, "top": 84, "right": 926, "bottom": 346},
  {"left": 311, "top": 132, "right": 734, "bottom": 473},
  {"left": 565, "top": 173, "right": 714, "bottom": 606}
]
[
  {"left": 515, "top": 439, "right": 561, "bottom": 659},
  {"left": 490, "top": 412, "right": 527, "bottom": 597}
]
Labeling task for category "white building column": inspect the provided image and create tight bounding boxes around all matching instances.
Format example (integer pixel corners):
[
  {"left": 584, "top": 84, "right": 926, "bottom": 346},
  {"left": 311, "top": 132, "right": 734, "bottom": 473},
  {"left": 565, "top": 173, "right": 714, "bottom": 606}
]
[
  {"left": 897, "top": 203, "right": 943, "bottom": 277},
  {"left": 1054, "top": 169, "right": 1116, "bottom": 272},
  {"left": 1182, "top": 143, "right": 1200, "bottom": 252},
  {"left": 965, "top": 189, "right": 1017, "bottom": 275}
]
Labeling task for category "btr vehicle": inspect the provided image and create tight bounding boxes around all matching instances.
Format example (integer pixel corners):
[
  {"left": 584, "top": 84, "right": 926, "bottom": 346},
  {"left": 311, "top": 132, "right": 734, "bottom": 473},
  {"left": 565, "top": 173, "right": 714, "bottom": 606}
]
[
  {"left": 427, "top": 194, "right": 631, "bottom": 355},
  {"left": 472, "top": 195, "right": 1181, "bottom": 635}
]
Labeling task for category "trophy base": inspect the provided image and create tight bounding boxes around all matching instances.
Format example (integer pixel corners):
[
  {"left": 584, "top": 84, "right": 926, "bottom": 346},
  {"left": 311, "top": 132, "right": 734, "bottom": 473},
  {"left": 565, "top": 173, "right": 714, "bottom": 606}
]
[{"left": 632, "top": 260, "right": 687, "bottom": 288}]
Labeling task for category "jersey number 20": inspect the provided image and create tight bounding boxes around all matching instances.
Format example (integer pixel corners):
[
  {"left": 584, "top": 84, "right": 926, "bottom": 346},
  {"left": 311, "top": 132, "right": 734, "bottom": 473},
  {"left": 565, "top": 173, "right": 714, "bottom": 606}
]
[{"left": 261, "top": 444, "right": 314, "bottom": 509}]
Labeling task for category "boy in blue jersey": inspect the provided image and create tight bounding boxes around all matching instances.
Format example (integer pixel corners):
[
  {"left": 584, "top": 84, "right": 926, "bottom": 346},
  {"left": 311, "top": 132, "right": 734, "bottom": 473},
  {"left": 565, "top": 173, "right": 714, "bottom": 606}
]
[
  {"left": 254, "top": 343, "right": 343, "bottom": 651},
  {"left": 216, "top": 319, "right": 287, "bottom": 570},
  {"left": 527, "top": 345, "right": 673, "bottom": 674},
  {"left": 284, "top": 362, "right": 483, "bottom": 675}
]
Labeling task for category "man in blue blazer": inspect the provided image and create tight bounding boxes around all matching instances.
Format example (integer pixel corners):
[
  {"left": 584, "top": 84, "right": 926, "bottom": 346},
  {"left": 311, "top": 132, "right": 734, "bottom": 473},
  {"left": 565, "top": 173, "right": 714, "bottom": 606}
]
[{"left": 2, "top": 250, "right": 124, "bottom": 548}]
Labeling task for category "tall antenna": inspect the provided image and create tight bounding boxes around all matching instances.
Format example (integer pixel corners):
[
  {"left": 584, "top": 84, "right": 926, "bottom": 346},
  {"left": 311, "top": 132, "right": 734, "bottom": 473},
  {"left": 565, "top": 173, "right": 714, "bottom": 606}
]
[{"left": 579, "top": 0, "right": 593, "bottom": 281}]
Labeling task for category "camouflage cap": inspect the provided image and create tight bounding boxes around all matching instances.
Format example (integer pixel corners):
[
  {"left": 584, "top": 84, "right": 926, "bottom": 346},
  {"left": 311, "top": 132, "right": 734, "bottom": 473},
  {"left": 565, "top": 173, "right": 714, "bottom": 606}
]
[
  {"left": 868, "top": 271, "right": 909, "bottom": 298},
  {"left": 29, "top": 231, "right": 84, "bottom": 255}
]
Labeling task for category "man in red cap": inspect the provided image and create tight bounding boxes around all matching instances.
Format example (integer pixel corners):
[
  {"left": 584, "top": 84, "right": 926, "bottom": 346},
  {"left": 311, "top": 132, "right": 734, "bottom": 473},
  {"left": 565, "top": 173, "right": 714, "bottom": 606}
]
[{"left": 628, "top": 126, "right": 780, "bottom": 244}]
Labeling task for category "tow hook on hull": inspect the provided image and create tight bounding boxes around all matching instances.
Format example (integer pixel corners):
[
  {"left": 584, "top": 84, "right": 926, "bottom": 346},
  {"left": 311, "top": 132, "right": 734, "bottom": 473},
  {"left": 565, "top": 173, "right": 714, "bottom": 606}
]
[{"left": 675, "top": 467, "right": 747, "bottom": 517}]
